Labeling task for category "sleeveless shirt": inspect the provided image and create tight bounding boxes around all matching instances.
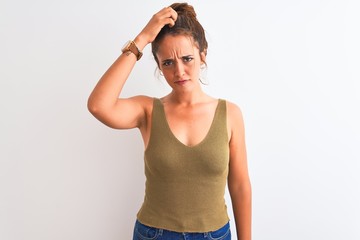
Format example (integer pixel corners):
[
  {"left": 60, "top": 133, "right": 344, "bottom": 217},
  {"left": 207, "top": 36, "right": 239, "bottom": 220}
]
[{"left": 136, "top": 98, "right": 230, "bottom": 232}]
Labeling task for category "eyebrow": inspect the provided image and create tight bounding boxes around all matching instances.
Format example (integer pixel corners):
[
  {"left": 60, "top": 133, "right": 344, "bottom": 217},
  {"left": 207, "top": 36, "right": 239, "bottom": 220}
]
[
  {"left": 162, "top": 59, "right": 173, "bottom": 63},
  {"left": 161, "top": 55, "right": 194, "bottom": 62}
]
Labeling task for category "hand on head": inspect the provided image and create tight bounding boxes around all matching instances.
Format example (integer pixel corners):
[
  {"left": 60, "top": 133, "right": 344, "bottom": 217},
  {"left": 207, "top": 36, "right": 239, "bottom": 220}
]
[{"left": 138, "top": 7, "right": 178, "bottom": 45}]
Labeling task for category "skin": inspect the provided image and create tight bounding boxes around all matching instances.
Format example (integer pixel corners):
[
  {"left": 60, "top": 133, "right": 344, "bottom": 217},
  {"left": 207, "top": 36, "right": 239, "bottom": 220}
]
[{"left": 88, "top": 6, "right": 251, "bottom": 240}]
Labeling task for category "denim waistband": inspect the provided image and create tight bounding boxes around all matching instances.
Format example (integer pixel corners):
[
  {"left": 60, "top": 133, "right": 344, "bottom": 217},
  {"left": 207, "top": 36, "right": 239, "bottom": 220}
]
[{"left": 133, "top": 220, "right": 231, "bottom": 240}]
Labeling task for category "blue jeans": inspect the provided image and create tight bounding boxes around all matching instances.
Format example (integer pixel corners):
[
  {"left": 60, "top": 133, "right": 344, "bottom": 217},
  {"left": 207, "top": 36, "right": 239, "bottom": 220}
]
[{"left": 133, "top": 220, "right": 231, "bottom": 240}]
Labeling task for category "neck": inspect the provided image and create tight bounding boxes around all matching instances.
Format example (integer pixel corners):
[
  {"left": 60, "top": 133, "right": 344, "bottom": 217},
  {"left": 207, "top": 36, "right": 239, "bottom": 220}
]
[{"left": 168, "top": 88, "right": 207, "bottom": 105}]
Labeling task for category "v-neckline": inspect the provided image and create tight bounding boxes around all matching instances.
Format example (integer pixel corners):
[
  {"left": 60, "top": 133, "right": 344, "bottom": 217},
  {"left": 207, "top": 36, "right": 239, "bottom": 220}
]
[{"left": 158, "top": 99, "right": 221, "bottom": 148}]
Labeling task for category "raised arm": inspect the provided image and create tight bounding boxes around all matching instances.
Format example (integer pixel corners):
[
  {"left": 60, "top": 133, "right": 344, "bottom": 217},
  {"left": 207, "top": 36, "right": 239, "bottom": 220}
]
[
  {"left": 227, "top": 102, "right": 252, "bottom": 240},
  {"left": 87, "top": 7, "right": 178, "bottom": 130}
]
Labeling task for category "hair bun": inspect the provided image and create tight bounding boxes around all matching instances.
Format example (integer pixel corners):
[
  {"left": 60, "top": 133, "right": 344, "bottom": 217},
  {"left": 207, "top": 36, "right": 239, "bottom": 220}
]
[{"left": 170, "top": 3, "right": 197, "bottom": 19}]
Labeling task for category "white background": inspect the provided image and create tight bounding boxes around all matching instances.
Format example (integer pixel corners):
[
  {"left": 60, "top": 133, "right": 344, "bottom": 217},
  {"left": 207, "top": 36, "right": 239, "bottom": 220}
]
[{"left": 1, "top": 0, "right": 359, "bottom": 239}]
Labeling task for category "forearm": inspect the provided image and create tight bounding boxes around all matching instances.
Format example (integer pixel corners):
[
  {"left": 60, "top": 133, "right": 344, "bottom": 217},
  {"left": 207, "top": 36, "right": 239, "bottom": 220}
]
[
  {"left": 230, "top": 185, "right": 252, "bottom": 240},
  {"left": 87, "top": 44, "right": 139, "bottom": 112}
]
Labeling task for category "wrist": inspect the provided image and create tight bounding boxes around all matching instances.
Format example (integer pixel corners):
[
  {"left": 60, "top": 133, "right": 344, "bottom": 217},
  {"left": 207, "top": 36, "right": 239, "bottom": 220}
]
[
  {"left": 134, "top": 34, "right": 150, "bottom": 51},
  {"left": 122, "top": 40, "right": 143, "bottom": 60}
]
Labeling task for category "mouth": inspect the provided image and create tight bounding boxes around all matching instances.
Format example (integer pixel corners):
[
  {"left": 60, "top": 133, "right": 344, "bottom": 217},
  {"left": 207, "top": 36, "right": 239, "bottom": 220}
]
[{"left": 174, "top": 79, "right": 188, "bottom": 85}]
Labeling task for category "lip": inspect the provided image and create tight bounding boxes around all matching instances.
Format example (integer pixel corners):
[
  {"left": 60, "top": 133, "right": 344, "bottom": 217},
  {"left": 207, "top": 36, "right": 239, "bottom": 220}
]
[{"left": 174, "top": 79, "right": 188, "bottom": 85}]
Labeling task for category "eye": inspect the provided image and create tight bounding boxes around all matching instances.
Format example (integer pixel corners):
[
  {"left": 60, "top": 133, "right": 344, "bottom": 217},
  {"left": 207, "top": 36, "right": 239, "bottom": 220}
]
[
  {"left": 162, "top": 60, "right": 173, "bottom": 67},
  {"left": 182, "top": 56, "right": 194, "bottom": 63}
]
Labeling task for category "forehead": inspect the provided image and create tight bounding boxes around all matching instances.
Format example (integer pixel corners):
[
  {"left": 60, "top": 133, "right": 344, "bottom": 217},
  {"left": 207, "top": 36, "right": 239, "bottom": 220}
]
[{"left": 156, "top": 35, "right": 199, "bottom": 58}]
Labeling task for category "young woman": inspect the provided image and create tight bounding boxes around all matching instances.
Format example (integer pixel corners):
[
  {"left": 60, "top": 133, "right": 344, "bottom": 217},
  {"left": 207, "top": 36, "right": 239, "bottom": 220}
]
[{"left": 88, "top": 3, "right": 251, "bottom": 240}]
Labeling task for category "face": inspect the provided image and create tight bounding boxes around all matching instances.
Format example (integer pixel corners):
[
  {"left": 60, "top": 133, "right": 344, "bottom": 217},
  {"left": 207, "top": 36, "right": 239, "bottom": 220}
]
[{"left": 156, "top": 34, "right": 205, "bottom": 91}]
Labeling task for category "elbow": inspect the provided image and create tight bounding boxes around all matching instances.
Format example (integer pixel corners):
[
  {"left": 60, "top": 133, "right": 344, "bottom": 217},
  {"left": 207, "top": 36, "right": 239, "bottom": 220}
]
[
  {"left": 230, "top": 185, "right": 252, "bottom": 205},
  {"left": 87, "top": 98, "right": 116, "bottom": 129},
  {"left": 229, "top": 180, "right": 252, "bottom": 199},
  {"left": 87, "top": 97, "right": 96, "bottom": 115},
  {"left": 87, "top": 96, "right": 102, "bottom": 116}
]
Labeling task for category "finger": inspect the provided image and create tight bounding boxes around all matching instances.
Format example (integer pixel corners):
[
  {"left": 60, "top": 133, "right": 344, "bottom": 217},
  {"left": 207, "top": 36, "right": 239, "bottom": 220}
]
[
  {"left": 167, "top": 7, "right": 178, "bottom": 22},
  {"left": 152, "top": 7, "right": 177, "bottom": 29},
  {"left": 162, "top": 7, "right": 177, "bottom": 27},
  {"left": 159, "top": 7, "right": 177, "bottom": 22},
  {"left": 167, "top": 18, "right": 176, "bottom": 28}
]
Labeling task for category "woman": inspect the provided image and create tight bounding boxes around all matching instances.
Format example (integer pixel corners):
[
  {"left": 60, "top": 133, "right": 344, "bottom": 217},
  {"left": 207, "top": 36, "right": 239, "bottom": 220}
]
[{"left": 88, "top": 3, "right": 251, "bottom": 240}]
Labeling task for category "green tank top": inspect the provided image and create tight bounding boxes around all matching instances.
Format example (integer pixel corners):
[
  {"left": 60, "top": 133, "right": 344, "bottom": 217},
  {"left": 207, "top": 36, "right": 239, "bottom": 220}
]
[{"left": 137, "top": 98, "right": 230, "bottom": 232}]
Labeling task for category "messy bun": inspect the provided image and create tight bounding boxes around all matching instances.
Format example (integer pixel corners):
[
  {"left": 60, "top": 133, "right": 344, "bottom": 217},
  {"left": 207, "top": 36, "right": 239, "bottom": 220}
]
[{"left": 152, "top": 2, "right": 208, "bottom": 66}]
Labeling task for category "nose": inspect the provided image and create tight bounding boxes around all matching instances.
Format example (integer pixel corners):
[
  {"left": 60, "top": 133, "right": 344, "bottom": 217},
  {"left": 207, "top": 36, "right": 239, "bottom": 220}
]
[{"left": 174, "top": 61, "right": 185, "bottom": 78}]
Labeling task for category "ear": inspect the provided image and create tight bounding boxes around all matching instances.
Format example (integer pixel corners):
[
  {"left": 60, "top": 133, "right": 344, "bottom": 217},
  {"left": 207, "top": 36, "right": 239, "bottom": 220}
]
[{"left": 200, "top": 51, "right": 207, "bottom": 65}]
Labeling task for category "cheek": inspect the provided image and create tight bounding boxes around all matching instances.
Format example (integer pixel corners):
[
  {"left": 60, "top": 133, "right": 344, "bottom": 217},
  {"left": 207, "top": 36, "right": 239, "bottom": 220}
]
[
  {"left": 161, "top": 67, "right": 173, "bottom": 75},
  {"left": 189, "top": 60, "right": 201, "bottom": 74},
  {"left": 185, "top": 59, "right": 198, "bottom": 72},
  {"left": 160, "top": 68, "right": 175, "bottom": 82}
]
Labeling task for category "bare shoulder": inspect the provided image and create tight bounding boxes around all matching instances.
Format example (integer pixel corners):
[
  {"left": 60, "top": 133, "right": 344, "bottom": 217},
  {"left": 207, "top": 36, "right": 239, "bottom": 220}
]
[
  {"left": 225, "top": 100, "right": 244, "bottom": 124},
  {"left": 225, "top": 100, "right": 245, "bottom": 138},
  {"left": 130, "top": 95, "right": 154, "bottom": 108},
  {"left": 129, "top": 95, "right": 153, "bottom": 102}
]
